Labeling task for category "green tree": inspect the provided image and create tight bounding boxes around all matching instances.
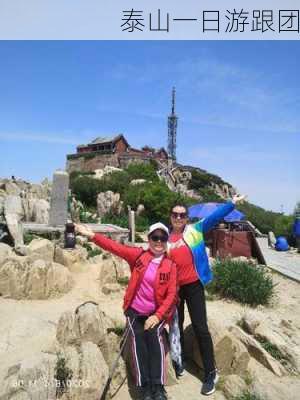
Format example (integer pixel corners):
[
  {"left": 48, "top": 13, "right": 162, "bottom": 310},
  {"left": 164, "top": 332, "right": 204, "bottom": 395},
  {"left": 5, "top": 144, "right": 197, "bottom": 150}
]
[
  {"left": 294, "top": 201, "right": 300, "bottom": 218},
  {"left": 125, "top": 162, "right": 159, "bottom": 182}
]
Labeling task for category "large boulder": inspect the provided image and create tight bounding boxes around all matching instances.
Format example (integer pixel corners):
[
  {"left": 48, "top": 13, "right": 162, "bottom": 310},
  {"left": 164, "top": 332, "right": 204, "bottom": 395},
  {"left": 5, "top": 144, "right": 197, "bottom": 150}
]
[
  {"left": 5, "top": 181, "right": 21, "bottom": 196},
  {"left": 0, "top": 353, "right": 57, "bottom": 400},
  {"left": 56, "top": 303, "right": 128, "bottom": 396},
  {"left": 32, "top": 199, "right": 50, "bottom": 224},
  {"left": 187, "top": 322, "right": 251, "bottom": 376},
  {"left": 97, "top": 191, "right": 123, "bottom": 218},
  {"left": 214, "top": 332, "right": 251, "bottom": 375},
  {"left": 93, "top": 166, "right": 122, "bottom": 180},
  {"left": 0, "top": 242, "right": 13, "bottom": 266},
  {"left": 0, "top": 257, "right": 73, "bottom": 299},
  {"left": 130, "top": 179, "right": 147, "bottom": 185},
  {"left": 102, "top": 283, "right": 121, "bottom": 295},
  {"left": 97, "top": 254, "right": 118, "bottom": 286},
  {"left": 59, "top": 342, "right": 109, "bottom": 400},
  {"left": 229, "top": 326, "right": 286, "bottom": 377},
  {"left": 27, "top": 238, "right": 55, "bottom": 263},
  {"left": 54, "top": 246, "right": 88, "bottom": 273},
  {"left": 56, "top": 303, "right": 107, "bottom": 348},
  {"left": 222, "top": 374, "right": 248, "bottom": 399}
]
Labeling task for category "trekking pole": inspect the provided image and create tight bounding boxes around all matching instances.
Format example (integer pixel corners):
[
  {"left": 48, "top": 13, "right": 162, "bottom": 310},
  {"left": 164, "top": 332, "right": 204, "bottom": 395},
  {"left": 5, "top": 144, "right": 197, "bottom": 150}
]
[{"left": 100, "top": 318, "right": 135, "bottom": 400}]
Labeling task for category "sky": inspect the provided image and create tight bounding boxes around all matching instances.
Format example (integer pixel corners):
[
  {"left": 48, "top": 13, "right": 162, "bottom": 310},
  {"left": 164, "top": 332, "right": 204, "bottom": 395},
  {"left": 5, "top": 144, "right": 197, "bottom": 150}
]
[{"left": 0, "top": 41, "right": 299, "bottom": 214}]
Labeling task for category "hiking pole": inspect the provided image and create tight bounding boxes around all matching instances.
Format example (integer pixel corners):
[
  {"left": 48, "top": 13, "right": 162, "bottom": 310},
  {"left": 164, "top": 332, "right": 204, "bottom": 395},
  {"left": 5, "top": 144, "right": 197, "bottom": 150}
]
[{"left": 100, "top": 318, "right": 135, "bottom": 400}]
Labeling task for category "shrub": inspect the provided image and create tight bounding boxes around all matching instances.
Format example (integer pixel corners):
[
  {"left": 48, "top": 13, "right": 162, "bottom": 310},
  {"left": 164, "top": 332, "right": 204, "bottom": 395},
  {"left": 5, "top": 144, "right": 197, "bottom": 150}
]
[
  {"left": 117, "top": 276, "right": 130, "bottom": 286},
  {"left": 83, "top": 242, "right": 102, "bottom": 259},
  {"left": 189, "top": 169, "right": 226, "bottom": 189},
  {"left": 125, "top": 162, "right": 159, "bottom": 182},
  {"left": 206, "top": 258, "right": 275, "bottom": 306},
  {"left": 197, "top": 187, "right": 223, "bottom": 202},
  {"left": 54, "top": 352, "right": 73, "bottom": 398},
  {"left": 100, "top": 170, "right": 130, "bottom": 195},
  {"left": 107, "top": 325, "right": 126, "bottom": 337},
  {"left": 70, "top": 175, "right": 102, "bottom": 207},
  {"left": 101, "top": 212, "right": 129, "bottom": 228},
  {"left": 124, "top": 181, "right": 189, "bottom": 225},
  {"left": 23, "top": 232, "right": 37, "bottom": 245},
  {"left": 231, "top": 391, "right": 264, "bottom": 400},
  {"left": 255, "top": 337, "right": 289, "bottom": 365},
  {"left": 24, "top": 231, "right": 60, "bottom": 244}
]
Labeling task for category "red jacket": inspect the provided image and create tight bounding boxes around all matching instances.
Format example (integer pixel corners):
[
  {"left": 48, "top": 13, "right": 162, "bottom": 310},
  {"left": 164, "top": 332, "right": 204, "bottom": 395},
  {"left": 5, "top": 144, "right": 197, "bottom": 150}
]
[{"left": 92, "top": 233, "right": 178, "bottom": 322}]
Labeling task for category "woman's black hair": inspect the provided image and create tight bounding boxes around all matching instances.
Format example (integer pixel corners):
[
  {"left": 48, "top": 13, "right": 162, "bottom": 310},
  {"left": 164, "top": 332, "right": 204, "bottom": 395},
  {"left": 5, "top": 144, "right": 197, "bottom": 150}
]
[
  {"left": 169, "top": 203, "right": 189, "bottom": 214},
  {"left": 169, "top": 203, "right": 189, "bottom": 233}
]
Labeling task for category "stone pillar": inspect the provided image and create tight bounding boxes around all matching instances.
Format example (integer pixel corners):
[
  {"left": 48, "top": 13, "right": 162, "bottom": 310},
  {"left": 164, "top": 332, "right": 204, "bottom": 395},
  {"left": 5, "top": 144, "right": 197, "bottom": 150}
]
[{"left": 49, "top": 170, "right": 69, "bottom": 226}]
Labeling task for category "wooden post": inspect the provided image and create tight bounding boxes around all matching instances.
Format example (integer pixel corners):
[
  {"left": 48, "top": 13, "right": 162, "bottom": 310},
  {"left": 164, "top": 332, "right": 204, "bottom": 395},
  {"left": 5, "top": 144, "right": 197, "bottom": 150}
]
[{"left": 128, "top": 207, "right": 135, "bottom": 244}]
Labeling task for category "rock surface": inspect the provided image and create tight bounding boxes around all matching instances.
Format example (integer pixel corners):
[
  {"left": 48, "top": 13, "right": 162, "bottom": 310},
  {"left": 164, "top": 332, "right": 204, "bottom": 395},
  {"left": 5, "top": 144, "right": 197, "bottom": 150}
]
[
  {"left": 97, "top": 191, "right": 123, "bottom": 218},
  {"left": 54, "top": 246, "right": 88, "bottom": 272},
  {"left": 0, "top": 256, "right": 73, "bottom": 299}
]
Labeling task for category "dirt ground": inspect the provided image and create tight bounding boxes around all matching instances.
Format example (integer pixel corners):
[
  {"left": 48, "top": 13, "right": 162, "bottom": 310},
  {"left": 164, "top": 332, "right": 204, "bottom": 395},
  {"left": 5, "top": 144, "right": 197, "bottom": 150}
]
[{"left": 0, "top": 261, "right": 299, "bottom": 400}]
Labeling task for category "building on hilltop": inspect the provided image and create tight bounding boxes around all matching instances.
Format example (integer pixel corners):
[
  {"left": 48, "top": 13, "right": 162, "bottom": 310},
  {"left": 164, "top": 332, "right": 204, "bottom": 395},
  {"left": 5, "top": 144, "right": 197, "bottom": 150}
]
[{"left": 66, "top": 134, "right": 169, "bottom": 173}]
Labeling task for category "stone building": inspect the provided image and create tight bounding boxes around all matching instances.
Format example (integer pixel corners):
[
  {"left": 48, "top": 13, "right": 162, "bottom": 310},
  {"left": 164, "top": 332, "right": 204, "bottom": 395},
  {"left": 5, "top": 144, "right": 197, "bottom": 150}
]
[{"left": 66, "top": 134, "right": 169, "bottom": 173}]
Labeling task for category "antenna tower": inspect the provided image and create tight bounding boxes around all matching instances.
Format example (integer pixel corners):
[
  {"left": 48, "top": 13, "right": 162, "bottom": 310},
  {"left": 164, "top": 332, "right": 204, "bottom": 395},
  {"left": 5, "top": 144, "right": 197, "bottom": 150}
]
[{"left": 168, "top": 87, "right": 178, "bottom": 163}]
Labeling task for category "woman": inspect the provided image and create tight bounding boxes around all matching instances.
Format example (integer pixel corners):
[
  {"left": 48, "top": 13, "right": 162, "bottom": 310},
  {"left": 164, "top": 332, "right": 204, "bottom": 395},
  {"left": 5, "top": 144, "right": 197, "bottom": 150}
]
[
  {"left": 168, "top": 195, "right": 245, "bottom": 396},
  {"left": 75, "top": 222, "right": 177, "bottom": 400}
]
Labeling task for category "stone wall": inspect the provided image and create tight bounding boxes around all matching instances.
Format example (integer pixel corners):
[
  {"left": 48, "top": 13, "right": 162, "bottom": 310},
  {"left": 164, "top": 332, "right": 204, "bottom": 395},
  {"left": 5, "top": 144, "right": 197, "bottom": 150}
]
[
  {"left": 66, "top": 154, "right": 120, "bottom": 173},
  {"left": 67, "top": 153, "right": 168, "bottom": 173}
]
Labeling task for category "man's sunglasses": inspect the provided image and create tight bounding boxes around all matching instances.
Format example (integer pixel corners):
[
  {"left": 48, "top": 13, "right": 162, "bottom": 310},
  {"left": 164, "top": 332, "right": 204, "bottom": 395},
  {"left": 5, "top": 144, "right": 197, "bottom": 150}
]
[
  {"left": 149, "top": 234, "right": 168, "bottom": 243},
  {"left": 171, "top": 212, "right": 188, "bottom": 219}
]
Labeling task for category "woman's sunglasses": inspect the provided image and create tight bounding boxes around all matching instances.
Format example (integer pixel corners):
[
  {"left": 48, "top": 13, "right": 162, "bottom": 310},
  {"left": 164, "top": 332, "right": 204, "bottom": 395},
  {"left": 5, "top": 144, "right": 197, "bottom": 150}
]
[
  {"left": 171, "top": 212, "right": 188, "bottom": 219},
  {"left": 149, "top": 234, "right": 168, "bottom": 243}
]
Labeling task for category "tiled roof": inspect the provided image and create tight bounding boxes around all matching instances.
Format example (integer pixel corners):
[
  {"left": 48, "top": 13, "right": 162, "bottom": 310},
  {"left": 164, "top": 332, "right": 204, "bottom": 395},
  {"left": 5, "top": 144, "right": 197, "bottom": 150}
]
[{"left": 91, "top": 134, "right": 122, "bottom": 144}]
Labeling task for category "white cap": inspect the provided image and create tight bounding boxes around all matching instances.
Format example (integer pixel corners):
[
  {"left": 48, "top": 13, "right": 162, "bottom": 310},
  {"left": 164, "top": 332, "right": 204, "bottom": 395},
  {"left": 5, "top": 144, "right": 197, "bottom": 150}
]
[{"left": 148, "top": 222, "right": 169, "bottom": 237}]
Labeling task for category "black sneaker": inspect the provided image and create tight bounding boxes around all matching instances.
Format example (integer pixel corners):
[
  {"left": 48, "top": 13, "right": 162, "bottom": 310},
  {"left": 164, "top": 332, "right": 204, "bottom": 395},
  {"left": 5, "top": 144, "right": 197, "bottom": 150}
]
[
  {"left": 201, "top": 370, "right": 219, "bottom": 395},
  {"left": 173, "top": 361, "right": 185, "bottom": 378},
  {"left": 153, "top": 384, "right": 167, "bottom": 400},
  {"left": 140, "top": 384, "right": 153, "bottom": 400}
]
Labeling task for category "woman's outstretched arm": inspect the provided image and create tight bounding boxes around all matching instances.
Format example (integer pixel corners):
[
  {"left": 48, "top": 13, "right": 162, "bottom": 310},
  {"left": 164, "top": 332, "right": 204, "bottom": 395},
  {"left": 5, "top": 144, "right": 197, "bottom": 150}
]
[
  {"left": 194, "top": 194, "right": 246, "bottom": 233},
  {"left": 75, "top": 224, "right": 143, "bottom": 267}
]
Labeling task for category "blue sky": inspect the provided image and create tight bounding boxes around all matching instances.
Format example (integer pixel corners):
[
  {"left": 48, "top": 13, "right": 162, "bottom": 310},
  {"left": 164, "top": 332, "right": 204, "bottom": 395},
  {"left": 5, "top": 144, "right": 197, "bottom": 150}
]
[{"left": 0, "top": 41, "right": 298, "bottom": 214}]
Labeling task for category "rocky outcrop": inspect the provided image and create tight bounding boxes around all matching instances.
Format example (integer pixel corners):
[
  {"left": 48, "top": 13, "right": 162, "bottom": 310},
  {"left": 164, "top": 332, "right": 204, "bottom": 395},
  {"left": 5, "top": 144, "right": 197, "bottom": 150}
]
[
  {"left": 176, "top": 184, "right": 202, "bottom": 200},
  {"left": 56, "top": 303, "right": 107, "bottom": 348},
  {"left": 91, "top": 252, "right": 130, "bottom": 290},
  {"left": 130, "top": 179, "right": 147, "bottom": 185},
  {"left": 31, "top": 199, "right": 50, "bottom": 224},
  {"left": 54, "top": 246, "right": 88, "bottom": 273},
  {"left": 27, "top": 238, "right": 55, "bottom": 263},
  {"left": 102, "top": 283, "right": 122, "bottom": 295},
  {"left": 0, "top": 242, "right": 13, "bottom": 266},
  {"left": 93, "top": 166, "right": 123, "bottom": 180},
  {"left": 222, "top": 374, "right": 248, "bottom": 399},
  {"left": 0, "top": 178, "right": 51, "bottom": 229},
  {"left": 56, "top": 303, "right": 111, "bottom": 398},
  {"left": 4, "top": 195, "right": 24, "bottom": 247},
  {"left": 0, "top": 353, "right": 57, "bottom": 400},
  {"left": 239, "top": 310, "right": 300, "bottom": 374},
  {"left": 0, "top": 256, "right": 73, "bottom": 299},
  {"left": 97, "top": 191, "right": 123, "bottom": 218},
  {"left": 171, "top": 168, "right": 192, "bottom": 185},
  {"left": 59, "top": 342, "right": 109, "bottom": 400},
  {"left": 188, "top": 319, "right": 287, "bottom": 378},
  {"left": 209, "top": 182, "right": 236, "bottom": 199}
]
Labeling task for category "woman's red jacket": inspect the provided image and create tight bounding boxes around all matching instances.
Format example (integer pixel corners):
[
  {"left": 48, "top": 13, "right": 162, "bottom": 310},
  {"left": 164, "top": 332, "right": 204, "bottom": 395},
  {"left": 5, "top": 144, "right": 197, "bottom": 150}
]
[{"left": 92, "top": 233, "right": 178, "bottom": 322}]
